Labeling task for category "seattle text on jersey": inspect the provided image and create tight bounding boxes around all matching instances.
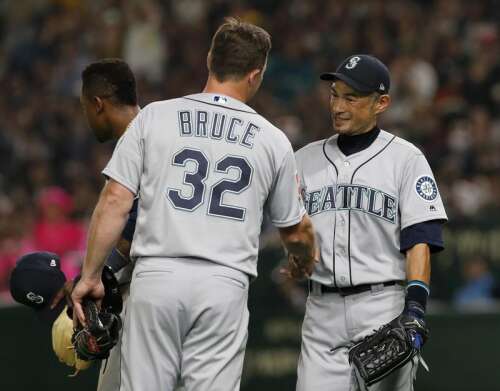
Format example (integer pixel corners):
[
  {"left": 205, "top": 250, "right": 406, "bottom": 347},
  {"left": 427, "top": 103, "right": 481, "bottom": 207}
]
[{"left": 302, "top": 183, "right": 398, "bottom": 224}]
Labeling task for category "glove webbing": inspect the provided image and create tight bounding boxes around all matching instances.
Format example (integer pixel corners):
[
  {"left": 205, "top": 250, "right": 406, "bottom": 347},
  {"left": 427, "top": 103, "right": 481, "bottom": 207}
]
[{"left": 349, "top": 323, "right": 415, "bottom": 386}]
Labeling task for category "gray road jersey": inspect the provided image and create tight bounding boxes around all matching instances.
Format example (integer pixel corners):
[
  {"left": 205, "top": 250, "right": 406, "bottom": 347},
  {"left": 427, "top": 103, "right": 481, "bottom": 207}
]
[
  {"left": 103, "top": 93, "right": 305, "bottom": 277},
  {"left": 295, "top": 130, "right": 447, "bottom": 287}
]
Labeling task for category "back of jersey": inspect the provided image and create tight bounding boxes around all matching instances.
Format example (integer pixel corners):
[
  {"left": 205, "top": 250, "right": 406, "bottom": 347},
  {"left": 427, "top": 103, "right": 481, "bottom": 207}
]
[{"left": 103, "top": 93, "right": 304, "bottom": 276}]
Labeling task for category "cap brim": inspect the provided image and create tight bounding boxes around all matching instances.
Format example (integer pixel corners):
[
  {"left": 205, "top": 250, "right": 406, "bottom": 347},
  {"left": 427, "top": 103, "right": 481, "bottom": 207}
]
[{"left": 320, "top": 72, "right": 374, "bottom": 93}]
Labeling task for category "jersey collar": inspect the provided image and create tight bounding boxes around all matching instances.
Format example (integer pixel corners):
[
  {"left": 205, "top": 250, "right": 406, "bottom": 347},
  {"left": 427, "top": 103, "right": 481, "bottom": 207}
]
[
  {"left": 324, "top": 129, "right": 395, "bottom": 164},
  {"left": 183, "top": 93, "right": 257, "bottom": 114}
]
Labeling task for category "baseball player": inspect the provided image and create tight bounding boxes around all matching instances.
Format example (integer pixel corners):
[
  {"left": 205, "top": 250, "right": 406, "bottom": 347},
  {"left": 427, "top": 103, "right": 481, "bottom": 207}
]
[
  {"left": 71, "top": 17, "right": 317, "bottom": 391},
  {"left": 51, "top": 58, "right": 140, "bottom": 390},
  {"left": 295, "top": 54, "right": 448, "bottom": 391}
]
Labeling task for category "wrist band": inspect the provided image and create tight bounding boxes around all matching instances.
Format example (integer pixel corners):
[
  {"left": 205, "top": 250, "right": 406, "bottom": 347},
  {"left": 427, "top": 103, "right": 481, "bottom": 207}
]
[
  {"left": 407, "top": 280, "right": 430, "bottom": 295},
  {"left": 406, "top": 280, "right": 430, "bottom": 311}
]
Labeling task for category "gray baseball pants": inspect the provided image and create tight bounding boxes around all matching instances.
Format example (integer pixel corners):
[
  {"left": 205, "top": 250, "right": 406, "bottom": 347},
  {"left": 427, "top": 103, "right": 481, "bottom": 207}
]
[
  {"left": 119, "top": 257, "right": 249, "bottom": 391},
  {"left": 297, "top": 283, "right": 418, "bottom": 391}
]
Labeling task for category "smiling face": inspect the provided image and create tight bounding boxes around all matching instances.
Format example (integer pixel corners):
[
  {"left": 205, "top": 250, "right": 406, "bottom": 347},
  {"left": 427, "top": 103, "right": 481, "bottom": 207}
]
[{"left": 329, "top": 80, "right": 390, "bottom": 136}]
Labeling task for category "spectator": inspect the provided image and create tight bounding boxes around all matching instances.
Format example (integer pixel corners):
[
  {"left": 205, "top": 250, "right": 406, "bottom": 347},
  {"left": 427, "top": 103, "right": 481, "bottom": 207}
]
[
  {"left": 33, "top": 187, "right": 85, "bottom": 279},
  {"left": 453, "top": 255, "right": 498, "bottom": 311},
  {"left": 0, "top": 0, "right": 499, "bottom": 302}
]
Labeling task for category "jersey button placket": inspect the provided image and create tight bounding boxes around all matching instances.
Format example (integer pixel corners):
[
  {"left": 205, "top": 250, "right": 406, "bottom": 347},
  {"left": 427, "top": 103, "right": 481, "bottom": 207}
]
[
  {"left": 334, "top": 164, "right": 351, "bottom": 287},
  {"left": 333, "top": 217, "right": 349, "bottom": 286}
]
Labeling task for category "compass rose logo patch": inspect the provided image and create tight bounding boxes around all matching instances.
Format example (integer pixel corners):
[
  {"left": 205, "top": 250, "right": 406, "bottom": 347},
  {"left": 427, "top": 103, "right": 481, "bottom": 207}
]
[{"left": 415, "top": 176, "right": 438, "bottom": 201}]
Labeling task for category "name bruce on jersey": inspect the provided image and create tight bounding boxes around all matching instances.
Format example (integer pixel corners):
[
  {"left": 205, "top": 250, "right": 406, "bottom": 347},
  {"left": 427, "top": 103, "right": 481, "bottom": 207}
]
[
  {"left": 178, "top": 110, "right": 260, "bottom": 149},
  {"left": 303, "top": 184, "right": 398, "bottom": 224}
]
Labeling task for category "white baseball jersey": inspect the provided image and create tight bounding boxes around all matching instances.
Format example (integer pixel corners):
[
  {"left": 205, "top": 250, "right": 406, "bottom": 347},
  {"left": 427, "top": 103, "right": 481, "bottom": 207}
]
[
  {"left": 295, "top": 129, "right": 448, "bottom": 287},
  {"left": 103, "top": 93, "right": 305, "bottom": 277}
]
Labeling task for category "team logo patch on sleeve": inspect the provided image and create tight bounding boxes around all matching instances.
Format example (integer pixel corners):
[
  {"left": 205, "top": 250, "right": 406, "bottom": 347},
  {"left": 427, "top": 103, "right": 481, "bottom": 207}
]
[{"left": 415, "top": 176, "right": 438, "bottom": 201}]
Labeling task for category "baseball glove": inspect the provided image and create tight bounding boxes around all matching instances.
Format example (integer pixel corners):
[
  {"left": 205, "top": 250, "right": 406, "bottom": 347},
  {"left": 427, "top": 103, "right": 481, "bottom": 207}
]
[
  {"left": 52, "top": 306, "right": 91, "bottom": 376},
  {"left": 348, "top": 311, "right": 429, "bottom": 386},
  {"left": 72, "top": 298, "right": 122, "bottom": 360}
]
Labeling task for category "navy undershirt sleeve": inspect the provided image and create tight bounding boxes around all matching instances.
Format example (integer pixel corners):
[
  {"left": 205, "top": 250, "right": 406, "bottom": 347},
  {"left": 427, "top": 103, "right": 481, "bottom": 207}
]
[
  {"left": 121, "top": 198, "right": 138, "bottom": 242},
  {"left": 400, "top": 220, "right": 444, "bottom": 254}
]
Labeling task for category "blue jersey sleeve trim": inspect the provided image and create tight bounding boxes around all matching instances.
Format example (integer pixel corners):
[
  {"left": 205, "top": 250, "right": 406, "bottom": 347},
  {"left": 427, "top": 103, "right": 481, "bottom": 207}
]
[
  {"left": 121, "top": 198, "right": 138, "bottom": 242},
  {"left": 400, "top": 220, "right": 444, "bottom": 254}
]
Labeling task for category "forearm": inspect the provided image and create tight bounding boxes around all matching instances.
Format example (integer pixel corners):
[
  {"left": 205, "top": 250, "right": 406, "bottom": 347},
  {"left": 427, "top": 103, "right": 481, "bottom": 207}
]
[
  {"left": 405, "top": 243, "right": 431, "bottom": 317},
  {"left": 405, "top": 243, "right": 431, "bottom": 285},
  {"left": 82, "top": 183, "right": 133, "bottom": 281}
]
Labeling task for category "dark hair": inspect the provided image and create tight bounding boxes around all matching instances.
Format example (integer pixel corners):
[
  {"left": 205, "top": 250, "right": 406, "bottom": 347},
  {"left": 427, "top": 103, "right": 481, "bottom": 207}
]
[
  {"left": 208, "top": 17, "right": 271, "bottom": 82},
  {"left": 81, "top": 58, "right": 137, "bottom": 106}
]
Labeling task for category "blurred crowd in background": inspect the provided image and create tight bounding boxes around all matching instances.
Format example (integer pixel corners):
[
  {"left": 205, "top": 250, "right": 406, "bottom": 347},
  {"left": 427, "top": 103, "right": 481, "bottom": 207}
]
[{"left": 1, "top": 0, "right": 499, "bottom": 307}]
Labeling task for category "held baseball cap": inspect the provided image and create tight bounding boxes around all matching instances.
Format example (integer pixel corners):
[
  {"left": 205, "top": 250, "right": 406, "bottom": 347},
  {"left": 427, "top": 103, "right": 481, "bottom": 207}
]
[
  {"left": 320, "top": 54, "right": 390, "bottom": 94},
  {"left": 9, "top": 251, "right": 67, "bottom": 324}
]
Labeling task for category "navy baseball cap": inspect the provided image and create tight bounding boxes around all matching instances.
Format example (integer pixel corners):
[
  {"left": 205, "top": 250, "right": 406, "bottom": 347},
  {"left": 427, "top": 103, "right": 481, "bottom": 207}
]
[
  {"left": 320, "top": 54, "right": 390, "bottom": 94},
  {"left": 9, "top": 251, "right": 67, "bottom": 324}
]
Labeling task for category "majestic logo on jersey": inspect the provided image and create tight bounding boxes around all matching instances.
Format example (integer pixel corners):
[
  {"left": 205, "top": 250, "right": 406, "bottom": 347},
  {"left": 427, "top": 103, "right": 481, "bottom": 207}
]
[
  {"left": 346, "top": 56, "right": 361, "bottom": 69},
  {"left": 302, "top": 184, "right": 398, "bottom": 224},
  {"left": 415, "top": 176, "right": 438, "bottom": 202}
]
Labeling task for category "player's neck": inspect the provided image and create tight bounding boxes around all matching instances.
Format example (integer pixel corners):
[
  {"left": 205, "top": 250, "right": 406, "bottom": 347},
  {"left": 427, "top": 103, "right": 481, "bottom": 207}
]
[
  {"left": 203, "top": 76, "right": 249, "bottom": 103},
  {"left": 338, "top": 126, "right": 380, "bottom": 156},
  {"left": 111, "top": 105, "right": 140, "bottom": 137}
]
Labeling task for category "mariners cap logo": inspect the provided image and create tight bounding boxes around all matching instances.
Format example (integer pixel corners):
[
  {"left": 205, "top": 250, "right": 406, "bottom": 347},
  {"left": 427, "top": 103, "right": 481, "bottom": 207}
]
[
  {"left": 50, "top": 259, "right": 56, "bottom": 267},
  {"left": 415, "top": 176, "right": 438, "bottom": 201},
  {"left": 379, "top": 83, "right": 385, "bottom": 91},
  {"left": 345, "top": 56, "right": 361, "bottom": 69},
  {"left": 26, "top": 291, "right": 44, "bottom": 304}
]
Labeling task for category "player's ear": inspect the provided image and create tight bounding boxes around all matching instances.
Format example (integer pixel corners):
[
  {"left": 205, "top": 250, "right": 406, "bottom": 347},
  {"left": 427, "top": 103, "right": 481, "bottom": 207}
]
[
  {"left": 374, "top": 94, "right": 391, "bottom": 115},
  {"left": 206, "top": 51, "right": 212, "bottom": 72},
  {"left": 248, "top": 68, "right": 263, "bottom": 86},
  {"left": 93, "top": 96, "right": 105, "bottom": 114}
]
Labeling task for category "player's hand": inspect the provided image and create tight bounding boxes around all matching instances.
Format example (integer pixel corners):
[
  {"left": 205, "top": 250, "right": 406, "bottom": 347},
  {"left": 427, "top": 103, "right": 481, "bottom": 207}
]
[
  {"left": 50, "top": 279, "right": 75, "bottom": 310},
  {"left": 281, "top": 247, "right": 320, "bottom": 280},
  {"left": 400, "top": 301, "right": 429, "bottom": 349},
  {"left": 71, "top": 277, "right": 105, "bottom": 329}
]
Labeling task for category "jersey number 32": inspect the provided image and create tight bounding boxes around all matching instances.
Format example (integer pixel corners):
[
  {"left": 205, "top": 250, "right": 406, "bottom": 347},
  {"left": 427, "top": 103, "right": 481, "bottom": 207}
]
[{"left": 167, "top": 147, "right": 253, "bottom": 221}]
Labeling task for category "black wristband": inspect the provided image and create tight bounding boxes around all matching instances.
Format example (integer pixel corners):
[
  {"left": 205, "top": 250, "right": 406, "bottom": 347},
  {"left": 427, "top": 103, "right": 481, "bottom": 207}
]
[{"left": 405, "top": 283, "right": 429, "bottom": 311}]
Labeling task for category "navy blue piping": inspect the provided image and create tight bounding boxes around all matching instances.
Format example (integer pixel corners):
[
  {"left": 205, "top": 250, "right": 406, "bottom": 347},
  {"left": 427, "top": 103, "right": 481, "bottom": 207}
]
[
  {"left": 183, "top": 97, "right": 257, "bottom": 114},
  {"left": 322, "top": 139, "right": 339, "bottom": 287}
]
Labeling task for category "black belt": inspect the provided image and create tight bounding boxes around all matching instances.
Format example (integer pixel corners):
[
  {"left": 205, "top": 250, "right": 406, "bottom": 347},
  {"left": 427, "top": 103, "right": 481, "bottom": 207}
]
[{"left": 309, "top": 280, "right": 403, "bottom": 297}]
